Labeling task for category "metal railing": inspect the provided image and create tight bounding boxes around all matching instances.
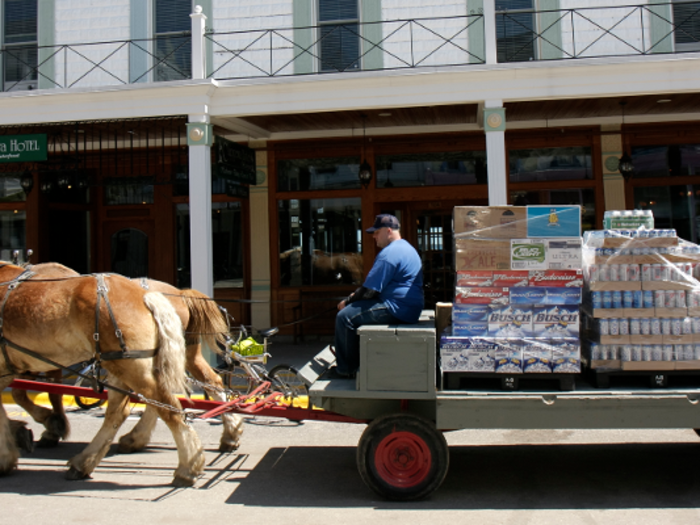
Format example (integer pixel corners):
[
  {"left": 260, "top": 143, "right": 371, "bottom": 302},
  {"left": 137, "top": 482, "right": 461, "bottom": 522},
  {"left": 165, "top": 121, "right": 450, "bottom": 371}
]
[
  {"left": 496, "top": 1, "right": 700, "bottom": 62},
  {"left": 206, "top": 14, "right": 485, "bottom": 80},
  {"left": 0, "top": 3, "right": 698, "bottom": 91}
]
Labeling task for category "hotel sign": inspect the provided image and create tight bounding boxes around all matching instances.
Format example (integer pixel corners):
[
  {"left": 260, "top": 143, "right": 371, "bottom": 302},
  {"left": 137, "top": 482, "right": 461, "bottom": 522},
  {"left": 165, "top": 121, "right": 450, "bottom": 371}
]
[{"left": 0, "top": 134, "right": 47, "bottom": 163}]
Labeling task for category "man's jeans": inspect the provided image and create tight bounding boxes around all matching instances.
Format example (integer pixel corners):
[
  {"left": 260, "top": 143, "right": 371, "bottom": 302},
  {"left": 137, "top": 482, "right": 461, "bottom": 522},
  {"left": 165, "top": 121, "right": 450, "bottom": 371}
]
[{"left": 334, "top": 299, "right": 401, "bottom": 375}]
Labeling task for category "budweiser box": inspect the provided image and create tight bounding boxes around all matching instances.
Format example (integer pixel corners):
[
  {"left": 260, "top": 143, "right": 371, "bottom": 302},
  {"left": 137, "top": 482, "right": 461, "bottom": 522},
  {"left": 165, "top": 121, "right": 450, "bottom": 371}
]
[
  {"left": 452, "top": 322, "right": 488, "bottom": 337},
  {"left": 529, "top": 269, "right": 584, "bottom": 287},
  {"left": 455, "top": 239, "right": 511, "bottom": 271},
  {"left": 439, "top": 332, "right": 497, "bottom": 372},
  {"left": 454, "top": 286, "right": 509, "bottom": 306},
  {"left": 453, "top": 206, "right": 527, "bottom": 238},
  {"left": 488, "top": 305, "right": 533, "bottom": 337},
  {"left": 455, "top": 270, "right": 530, "bottom": 287},
  {"left": 532, "top": 305, "right": 580, "bottom": 337},
  {"left": 510, "top": 287, "right": 581, "bottom": 305}
]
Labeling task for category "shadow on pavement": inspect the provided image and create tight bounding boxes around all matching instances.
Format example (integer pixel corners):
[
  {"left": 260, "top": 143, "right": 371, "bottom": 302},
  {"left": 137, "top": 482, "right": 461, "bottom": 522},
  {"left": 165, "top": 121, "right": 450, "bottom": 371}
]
[{"left": 225, "top": 442, "right": 700, "bottom": 509}]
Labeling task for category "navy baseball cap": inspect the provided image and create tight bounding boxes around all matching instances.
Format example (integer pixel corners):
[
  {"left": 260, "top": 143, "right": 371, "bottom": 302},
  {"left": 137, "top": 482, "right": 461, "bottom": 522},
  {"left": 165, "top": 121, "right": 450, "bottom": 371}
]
[{"left": 366, "top": 214, "right": 401, "bottom": 233}]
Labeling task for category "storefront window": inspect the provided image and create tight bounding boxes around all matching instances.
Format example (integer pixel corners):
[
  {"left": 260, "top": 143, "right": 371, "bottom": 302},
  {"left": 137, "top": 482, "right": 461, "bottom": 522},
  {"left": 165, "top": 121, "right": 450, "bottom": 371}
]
[
  {"left": 0, "top": 175, "right": 26, "bottom": 202},
  {"left": 175, "top": 202, "right": 245, "bottom": 288},
  {"left": 510, "top": 188, "right": 596, "bottom": 232},
  {"left": 277, "top": 157, "right": 361, "bottom": 191},
  {"left": 633, "top": 185, "right": 700, "bottom": 243},
  {"left": 104, "top": 177, "right": 154, "bottom": 205},
  {"left": 375, "top": 151, "right": 487, "bottom": 188},
  {"left": 0, "top": 209, "right": 25, "bottom": 261},
  {"left": 509, "top": 146, "right": 592, "bottom": 182},
  {"left": 278, "top": 197, "right": 363, "bottom": 286},
  {"left": 631, "top": 145, "right": 700, "bottom": 178}
]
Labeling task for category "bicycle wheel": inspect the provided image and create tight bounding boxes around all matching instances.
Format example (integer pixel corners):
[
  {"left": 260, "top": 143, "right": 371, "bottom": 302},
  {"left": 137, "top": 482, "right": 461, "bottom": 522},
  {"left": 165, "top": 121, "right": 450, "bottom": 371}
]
[
  {"left": 269, "top": 365, "right": 309, "bottom": 408},
  {"left": 73, "top": 366, "right": 108, "bottom": 410},
  {"left": 220, "top": 365, "right": 256, "bottom": 397}
]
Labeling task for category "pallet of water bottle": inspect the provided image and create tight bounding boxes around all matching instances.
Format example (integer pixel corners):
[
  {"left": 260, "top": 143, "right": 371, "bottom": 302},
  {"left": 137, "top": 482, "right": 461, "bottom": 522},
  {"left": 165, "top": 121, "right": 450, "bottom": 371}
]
[
  {"left": 442, "top": 371, "right": 576, "bottom": 392},
  {"left": 588, "top": 365, "right": 700, "bottom": 389}
]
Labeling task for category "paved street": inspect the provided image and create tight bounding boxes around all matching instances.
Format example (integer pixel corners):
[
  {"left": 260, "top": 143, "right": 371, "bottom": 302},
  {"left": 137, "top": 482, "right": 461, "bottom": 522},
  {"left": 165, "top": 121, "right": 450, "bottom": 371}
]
[{"left": 3, "top": 399, "right": 700, "bottom": 525}]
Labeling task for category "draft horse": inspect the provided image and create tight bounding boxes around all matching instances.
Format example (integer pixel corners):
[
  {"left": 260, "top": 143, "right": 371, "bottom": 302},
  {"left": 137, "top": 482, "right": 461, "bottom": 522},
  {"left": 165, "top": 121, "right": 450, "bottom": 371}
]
[
  {"left": 10, "top": 262, "right": 242, "bottom": 454},
  {"left": 0, "top": 262, "right": 204, "bottom": 486}
]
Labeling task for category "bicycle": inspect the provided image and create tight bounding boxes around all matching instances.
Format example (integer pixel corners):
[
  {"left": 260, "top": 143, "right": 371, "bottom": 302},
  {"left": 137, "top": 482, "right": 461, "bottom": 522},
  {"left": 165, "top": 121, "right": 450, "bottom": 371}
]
[
  {"left": 217, "top": 325, "right": 309, "bottom": 408},
  {"left": 68, "top": 360, "right": 108, "bottom": 410}
]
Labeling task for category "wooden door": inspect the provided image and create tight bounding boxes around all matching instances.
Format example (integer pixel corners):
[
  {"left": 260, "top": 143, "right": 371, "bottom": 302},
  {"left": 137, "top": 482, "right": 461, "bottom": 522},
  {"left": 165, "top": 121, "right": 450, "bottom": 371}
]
[{"left": 101, "top": 220, "right": 156, "bottom": 278}]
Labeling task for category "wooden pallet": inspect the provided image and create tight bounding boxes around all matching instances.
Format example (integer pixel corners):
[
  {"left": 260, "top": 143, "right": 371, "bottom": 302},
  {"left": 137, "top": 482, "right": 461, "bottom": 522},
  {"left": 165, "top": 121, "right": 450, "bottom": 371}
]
[
  {"left": 442, "top": 372, "right": 576, "bottom": 392},
  {"left": 588, "top": 368, "right": 700, "bottom": 389}
]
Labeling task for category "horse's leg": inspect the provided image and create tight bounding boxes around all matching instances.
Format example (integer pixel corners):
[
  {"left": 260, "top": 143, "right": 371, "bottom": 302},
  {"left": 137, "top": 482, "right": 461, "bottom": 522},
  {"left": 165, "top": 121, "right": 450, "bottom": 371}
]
[
  {"left": 186, "top": 342, "right": 243, "bottom": 452},
  {"left": 65, "top": 380, "right": 131, "bottom": 480},
  {"left": 0, "top": 378, "right": 20, "bottom": 475},
  {"left": 117, "top": 405, "right": 157, "bottom": 453}
]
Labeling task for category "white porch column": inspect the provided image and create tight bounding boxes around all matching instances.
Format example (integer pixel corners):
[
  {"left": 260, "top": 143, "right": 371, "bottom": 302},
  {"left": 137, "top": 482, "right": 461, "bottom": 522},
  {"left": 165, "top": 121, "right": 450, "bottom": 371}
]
[
  {"left": 480, "top": 100, "right": 508, "bottom": 205},
  {"left": 483, "top": 0, "right": 498, "bottom": 65},
  {"left": 187, "top": 116, "right": 214, "bottom": 296},
  {"left": 190, "top": 6, "right": 206, "bottom": 80}
]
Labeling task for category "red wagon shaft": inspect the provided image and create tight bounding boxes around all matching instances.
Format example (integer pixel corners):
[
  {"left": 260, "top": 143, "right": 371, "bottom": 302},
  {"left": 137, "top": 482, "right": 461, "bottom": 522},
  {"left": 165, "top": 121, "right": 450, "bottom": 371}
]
[{"left": 8, "top": 378, "right": 365, "bottom": 424}]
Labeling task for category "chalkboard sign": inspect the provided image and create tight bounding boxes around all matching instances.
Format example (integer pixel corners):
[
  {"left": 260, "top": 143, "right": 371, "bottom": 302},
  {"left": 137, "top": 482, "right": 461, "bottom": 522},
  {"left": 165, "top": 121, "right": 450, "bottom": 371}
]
[{"left": 213, "top": 136, "right": 256, "bottom": 185}]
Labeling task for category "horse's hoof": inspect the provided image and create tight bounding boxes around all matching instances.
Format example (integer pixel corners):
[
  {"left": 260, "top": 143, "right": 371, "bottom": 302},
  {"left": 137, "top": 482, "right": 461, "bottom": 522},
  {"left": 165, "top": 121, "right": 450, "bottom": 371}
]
[
  {"left": 171, "top": 475, "right": 196, "bottom": 488},
  {"left": 65, "top": 466, "right": 91, "bottom": 481},
  {"left": 218, "top": 441, "right": 239, "bottom": 453},
  {"left": 15, "top": 427, "right": 34, "bottom": 454},
  {"left": 0, "top": 460, "right": 18, "bottom": 476},
  {"left": 37, "top": 436, "right": 59, "bottom": 449}
]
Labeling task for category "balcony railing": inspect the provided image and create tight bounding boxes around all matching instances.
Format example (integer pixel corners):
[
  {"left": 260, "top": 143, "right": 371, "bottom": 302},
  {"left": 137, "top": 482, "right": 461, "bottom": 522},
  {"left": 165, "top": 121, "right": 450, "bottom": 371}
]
[{"left": 0, "top": 3, "right": 698, "bottom": 92}]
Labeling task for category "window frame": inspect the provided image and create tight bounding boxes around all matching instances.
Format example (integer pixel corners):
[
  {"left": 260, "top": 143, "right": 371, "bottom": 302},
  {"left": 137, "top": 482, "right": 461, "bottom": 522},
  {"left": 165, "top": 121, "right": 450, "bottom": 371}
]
[
  {"left": 317, "top": 0, "right": 362, "bottom": 72},
  {"left": 153, "top": 0, "right": 193, "bottom": 82}
]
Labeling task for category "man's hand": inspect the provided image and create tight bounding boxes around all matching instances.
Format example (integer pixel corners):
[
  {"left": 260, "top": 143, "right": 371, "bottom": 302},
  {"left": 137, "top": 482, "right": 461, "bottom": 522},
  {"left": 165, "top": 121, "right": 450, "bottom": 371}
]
[{"left": 337, "top": 299, "right": 347, "bottom": 311}]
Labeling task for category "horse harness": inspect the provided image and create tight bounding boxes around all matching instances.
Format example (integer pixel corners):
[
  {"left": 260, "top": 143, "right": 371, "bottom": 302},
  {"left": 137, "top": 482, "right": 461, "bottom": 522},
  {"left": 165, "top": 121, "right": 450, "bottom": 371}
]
[{"left": 0, "top": 271, "right": 157, "bottom": 376}]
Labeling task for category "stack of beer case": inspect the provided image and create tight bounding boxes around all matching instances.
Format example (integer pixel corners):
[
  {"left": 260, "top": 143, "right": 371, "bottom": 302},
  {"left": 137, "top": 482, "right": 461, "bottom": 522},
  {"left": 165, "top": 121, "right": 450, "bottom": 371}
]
[
  {"left": 583, "top": 210, "right": 700, "bottom": 372},
  {"left": 439, "top": 205, "right": 584, "bottom": 381}
]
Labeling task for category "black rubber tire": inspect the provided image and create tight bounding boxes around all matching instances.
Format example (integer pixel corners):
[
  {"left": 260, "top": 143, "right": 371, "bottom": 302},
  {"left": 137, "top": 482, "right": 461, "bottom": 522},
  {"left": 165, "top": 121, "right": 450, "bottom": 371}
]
[
  {"left": 269, "top": 364, "right": 309, "bottom": 408},
  {"left": 357, "top": 413, "right": 449, "bottom": 501},
  {"left": 73, "top": 367, "right": 108, "bottom": 410}
]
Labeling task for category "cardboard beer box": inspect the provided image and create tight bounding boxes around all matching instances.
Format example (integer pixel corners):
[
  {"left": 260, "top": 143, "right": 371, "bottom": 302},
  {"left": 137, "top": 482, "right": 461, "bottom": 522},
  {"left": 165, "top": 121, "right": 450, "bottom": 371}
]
[
  {"left": 452, "top": 303, "right": 493, "bottom": 322},
  {"left": 532, "top": 305, "right": 580, "bottom": 337},
  {"left": 546, "top": 239, "right": 583, "bottom": 270},
  {"left": 550, "top": 338, "right": 581, "bottom": 373},
  {"left": 543, "top": 287, "right": 582, "bottom": 305},
  {"left": 453, "top": 206, "right": 527, "bottom": 238},
  {"left": 452, "top": 322, "right": 489, "bottom": 337},
  {"left": 494, "top": 340, "right": 524, "bottom": 373},
  {"left": 487, "top": 305, "right": 533, "bottom": 337},
  {"left": 439, "top": 332, "right": 497, "bottom": 372},
  {"left": 522, "top": 339, "right": 552, "bottom": 373},
  {"left": 509, "top": 287, "right": 547, "bottom": 305},
  {"left": 491, "top": 270, "right": 530, "bottom": 287},
  {"left": 455, "top": 239, "right": 511, "bottom": 271},
  {"left": 454, "top": 286, "right": 509, "bottom": 306},
  {"left": 455, "top": 270, "right": 495, "bottom": 287},
  {"left": 526, "top": 205, "right": 582, "bottom": 238},
  {"left": 529, "top": 269, "right": 584, "bottom": 288}
]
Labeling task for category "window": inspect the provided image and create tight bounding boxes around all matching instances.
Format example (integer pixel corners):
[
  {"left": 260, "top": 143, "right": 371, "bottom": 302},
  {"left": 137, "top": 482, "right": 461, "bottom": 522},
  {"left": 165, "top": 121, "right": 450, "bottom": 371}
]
[
  {"left": 634, "top": 185, "right": 700, "bottom": 243},
  {"left": 496, "top": 0, "right": 535, "bottom": 62},
  {"left": 278, "top": 197, "right": 363, "bottom": 286},
  {"left": 508, "top": 146, "right": 592, "bottom": 182},
  {"left": 319, "top": 0, "right": 360, "bottom": 72},
  {"left": 4, "top": 0, "right": 38, "bottom": 91},
  {"left": 154, "top": 0, "right": 192, "bottom": 81},
  {"left": 673, "top": 1, "right": 700, "bottom": 52},
  {"left": 176, "top": 202, "right": 245, "bottom": 289},
  {"left": 376, "top": 151, "right": 487, "bottom": 188},
  {"left": 278, "top": 156, "right": 361, "bottom": 191},
  {"left": 631, "top": 144, "right": 700, "bottom": 178},
  {"left": 0, "top": 209, "right": 25, "bottom": 261}
]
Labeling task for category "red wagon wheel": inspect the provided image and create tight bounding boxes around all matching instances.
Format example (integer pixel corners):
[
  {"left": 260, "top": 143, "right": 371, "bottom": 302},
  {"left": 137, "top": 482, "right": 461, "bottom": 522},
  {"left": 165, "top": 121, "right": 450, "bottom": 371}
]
[{"left": 357, "top": 413, "right": 449, "bottom": 501}]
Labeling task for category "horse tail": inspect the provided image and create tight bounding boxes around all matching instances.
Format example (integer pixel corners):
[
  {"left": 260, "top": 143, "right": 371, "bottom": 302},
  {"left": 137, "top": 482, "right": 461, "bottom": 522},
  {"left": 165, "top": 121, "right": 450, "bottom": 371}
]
[
  {"left": 143, "top": 292, "right": 187, "bottom": 394},
  {"left": 179, "top": 289, "right": 228, "bottom": 356}
]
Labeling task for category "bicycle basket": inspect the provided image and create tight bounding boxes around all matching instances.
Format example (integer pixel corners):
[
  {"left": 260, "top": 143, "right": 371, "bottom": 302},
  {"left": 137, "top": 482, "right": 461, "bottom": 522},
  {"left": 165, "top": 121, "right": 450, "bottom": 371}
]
[{"left": 230, "top": 336, "right": 264, "bottom": 357}]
